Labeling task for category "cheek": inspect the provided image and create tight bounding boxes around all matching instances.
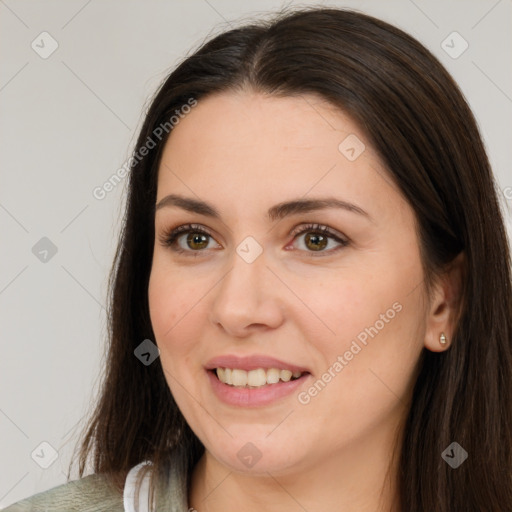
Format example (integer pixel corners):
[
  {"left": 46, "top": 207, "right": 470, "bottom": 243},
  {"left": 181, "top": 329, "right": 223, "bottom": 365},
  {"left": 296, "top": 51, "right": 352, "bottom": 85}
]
[
  {"left": 292, "top": 260, "right": 424, "bottom": 385},
  {"left": 292, "top": 281, "right": 423, "bottom": 445},
  {"left": 148, "top": 268, "right": 207, "bottom": 412},
  {"left": 148, "top": 264, "right": 218, "bottom": 436},
  {"left": 288, "top": 267, "right": 401, "bottom": 348},
  {"left": 148, "top": 265, "right": 200, "bottom": 361}
]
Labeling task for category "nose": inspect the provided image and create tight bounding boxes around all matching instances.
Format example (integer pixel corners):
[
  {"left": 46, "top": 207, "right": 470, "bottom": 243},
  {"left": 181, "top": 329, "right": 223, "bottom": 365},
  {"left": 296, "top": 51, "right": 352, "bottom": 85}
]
[{"left": 209, "top": 243, "right": 285, "bottom": 337}]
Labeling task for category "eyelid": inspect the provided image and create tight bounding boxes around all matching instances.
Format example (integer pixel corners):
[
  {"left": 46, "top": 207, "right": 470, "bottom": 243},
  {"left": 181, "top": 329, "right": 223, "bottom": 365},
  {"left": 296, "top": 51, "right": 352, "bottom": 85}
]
[
  {"left": 286, "top": 223, "right": 349, "bottom": 255},
  {"left": 288, "top": 223, "right": 348, "bottom": 242},
  {"left": 158, "top": 222, "right": 349, "bottom": 256},
  {"left": 157, "top": 223, "right": 217, "bottom": 248}
]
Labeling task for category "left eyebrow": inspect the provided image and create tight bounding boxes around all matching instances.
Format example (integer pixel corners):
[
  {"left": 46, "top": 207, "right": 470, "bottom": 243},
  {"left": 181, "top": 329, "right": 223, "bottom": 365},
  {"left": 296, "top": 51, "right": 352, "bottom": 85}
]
[
  {"left": 154, "top": 194, "right": 372, "bottom": 222},
  {"left": 267, "top": 197, "right": 371, "bottom": 222}
]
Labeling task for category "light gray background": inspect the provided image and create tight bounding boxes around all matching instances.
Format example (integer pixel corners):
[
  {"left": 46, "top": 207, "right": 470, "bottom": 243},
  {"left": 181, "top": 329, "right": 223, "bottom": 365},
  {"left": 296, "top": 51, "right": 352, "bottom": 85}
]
[{"left": 1, "top": 0, "right": 511, "bottom": 506}]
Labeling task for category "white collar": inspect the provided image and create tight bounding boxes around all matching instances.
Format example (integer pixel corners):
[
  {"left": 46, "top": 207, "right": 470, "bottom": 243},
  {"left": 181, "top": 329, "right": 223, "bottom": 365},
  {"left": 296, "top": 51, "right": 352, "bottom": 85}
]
[{"left": 123, "top": 460, "right": 153, "bottom": 512}]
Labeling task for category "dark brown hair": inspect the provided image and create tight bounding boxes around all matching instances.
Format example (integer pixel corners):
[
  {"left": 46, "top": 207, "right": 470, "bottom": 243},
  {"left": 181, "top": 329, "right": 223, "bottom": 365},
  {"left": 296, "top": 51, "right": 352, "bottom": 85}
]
[{"left": 70, "top": 6, "right": 512, "bottom": 510}]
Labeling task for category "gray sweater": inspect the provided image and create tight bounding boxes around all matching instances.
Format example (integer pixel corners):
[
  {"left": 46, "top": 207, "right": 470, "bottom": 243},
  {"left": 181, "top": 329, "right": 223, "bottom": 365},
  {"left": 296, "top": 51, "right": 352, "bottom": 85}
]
[{"left": 0, "top": 461, "right": 189, "bottom": 512}]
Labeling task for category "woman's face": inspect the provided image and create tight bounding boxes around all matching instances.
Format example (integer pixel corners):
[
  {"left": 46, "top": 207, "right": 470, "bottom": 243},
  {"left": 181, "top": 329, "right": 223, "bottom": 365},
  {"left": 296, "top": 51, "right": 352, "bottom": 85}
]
[{"left": 148, "top": 91, "right": 428, "bottom": 475}]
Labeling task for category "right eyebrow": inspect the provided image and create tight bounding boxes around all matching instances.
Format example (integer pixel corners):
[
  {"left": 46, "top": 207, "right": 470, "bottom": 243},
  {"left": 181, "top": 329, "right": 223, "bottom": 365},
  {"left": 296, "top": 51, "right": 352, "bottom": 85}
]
[{"left": 155, "top": 194, "right": 220, "bottom": 218}]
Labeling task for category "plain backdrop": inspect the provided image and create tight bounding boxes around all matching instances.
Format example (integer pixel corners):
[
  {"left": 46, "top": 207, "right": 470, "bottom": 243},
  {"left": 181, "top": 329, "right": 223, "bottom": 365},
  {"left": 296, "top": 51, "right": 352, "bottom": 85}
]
[{"left": 1, "top": 0, "right": 511, "bottom": 506}]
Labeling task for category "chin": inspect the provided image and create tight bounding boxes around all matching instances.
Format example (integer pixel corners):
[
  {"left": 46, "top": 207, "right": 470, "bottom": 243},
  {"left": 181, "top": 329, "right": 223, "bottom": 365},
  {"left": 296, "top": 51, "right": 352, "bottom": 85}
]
[{"left": 203, "top": 428, "right": 309, "bottom": 476}]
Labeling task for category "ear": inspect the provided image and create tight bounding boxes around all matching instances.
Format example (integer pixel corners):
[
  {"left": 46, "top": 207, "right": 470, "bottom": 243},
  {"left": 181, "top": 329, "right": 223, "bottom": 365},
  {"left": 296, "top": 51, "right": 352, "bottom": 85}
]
[{"left": 424, "top": 252, "right": 466, "bottom": 353}]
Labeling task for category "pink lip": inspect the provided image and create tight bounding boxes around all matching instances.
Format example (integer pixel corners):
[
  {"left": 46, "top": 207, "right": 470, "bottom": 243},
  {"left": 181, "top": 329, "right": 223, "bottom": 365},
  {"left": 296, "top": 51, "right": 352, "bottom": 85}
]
[
  {"left": 206, "top": 370, "right": 311, "bottom": 407},
  {"left": 204, "top": 354, "right": 311, "bottom": 373}
]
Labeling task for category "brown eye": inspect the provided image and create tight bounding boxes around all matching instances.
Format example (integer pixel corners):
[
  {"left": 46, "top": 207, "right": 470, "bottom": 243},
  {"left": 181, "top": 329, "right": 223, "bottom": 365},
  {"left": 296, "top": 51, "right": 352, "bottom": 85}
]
[
  {"left": 159, "top": 224, "right": 219, "bottom": 255},
  {"left": 289, "top": 223, "right": 349, "bottom": 256},
  {"left": 185, "top": 232, "right": 210, "bottom": 250},
  {"left": 304, "top": 232, "right": 329, "bottom": 251}
]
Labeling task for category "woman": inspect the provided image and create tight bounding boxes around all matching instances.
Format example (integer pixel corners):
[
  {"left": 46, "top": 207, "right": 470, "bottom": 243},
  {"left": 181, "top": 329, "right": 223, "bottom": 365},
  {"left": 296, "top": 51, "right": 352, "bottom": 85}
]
[{"left": 3, "top": 5, "right": 511, "bottom": 512}]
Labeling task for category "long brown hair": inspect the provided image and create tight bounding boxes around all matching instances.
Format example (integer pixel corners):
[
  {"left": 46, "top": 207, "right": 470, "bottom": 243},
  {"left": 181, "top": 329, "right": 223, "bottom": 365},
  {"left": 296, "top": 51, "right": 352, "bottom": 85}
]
[{"left": 70, "top": 6, "right": 512, "bottom": 510}]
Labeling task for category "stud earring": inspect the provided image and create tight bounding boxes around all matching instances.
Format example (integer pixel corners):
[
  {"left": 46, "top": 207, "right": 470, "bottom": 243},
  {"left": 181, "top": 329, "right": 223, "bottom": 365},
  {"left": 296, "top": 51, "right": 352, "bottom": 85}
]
[{"left": 439, "top": 332, "right": 447, "bottom": 345}]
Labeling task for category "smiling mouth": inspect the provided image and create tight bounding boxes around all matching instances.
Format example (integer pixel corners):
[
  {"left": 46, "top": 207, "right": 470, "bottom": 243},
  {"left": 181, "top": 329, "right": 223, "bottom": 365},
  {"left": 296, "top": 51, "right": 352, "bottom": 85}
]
[{"left": 211, "top": 367, "right": 309, "bottom": 388}]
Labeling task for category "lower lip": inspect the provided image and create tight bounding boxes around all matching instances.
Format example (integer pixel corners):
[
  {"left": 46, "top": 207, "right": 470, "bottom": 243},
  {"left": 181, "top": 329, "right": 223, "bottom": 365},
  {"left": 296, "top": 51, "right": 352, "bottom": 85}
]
[{"left": 206, "top": 370, "right": 310, "bottom": 407}]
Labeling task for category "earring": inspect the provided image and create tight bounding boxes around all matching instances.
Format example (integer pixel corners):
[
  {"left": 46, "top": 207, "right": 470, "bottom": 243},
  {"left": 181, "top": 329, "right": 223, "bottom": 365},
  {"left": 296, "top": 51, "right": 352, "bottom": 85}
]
[{"left": 439, "top": 332, "right": 447, "bottom": 345}]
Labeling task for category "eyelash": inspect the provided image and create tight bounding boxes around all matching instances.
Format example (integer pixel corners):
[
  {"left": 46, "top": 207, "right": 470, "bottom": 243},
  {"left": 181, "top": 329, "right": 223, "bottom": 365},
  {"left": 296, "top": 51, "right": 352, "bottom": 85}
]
[{"left": 158, "top": 223, "right": 349, "bottom": 258}]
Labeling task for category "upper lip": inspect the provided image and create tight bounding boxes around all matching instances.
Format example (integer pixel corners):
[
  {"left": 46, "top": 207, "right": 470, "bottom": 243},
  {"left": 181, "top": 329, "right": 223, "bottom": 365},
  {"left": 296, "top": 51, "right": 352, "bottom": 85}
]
[{"left": 205, "top": 354, "right": 311, "bottom": 374}]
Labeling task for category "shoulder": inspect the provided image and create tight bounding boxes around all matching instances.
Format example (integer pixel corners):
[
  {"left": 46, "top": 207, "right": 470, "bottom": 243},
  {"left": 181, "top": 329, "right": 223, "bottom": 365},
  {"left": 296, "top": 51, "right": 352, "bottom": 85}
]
[{"left": 0, "top": 473, "right": 124, "bottom": 512}]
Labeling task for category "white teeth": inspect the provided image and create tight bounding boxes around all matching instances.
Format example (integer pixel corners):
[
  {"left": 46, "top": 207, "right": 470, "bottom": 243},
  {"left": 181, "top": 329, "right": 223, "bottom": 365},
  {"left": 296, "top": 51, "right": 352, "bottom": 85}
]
[
  {"left": 231, "top": 369, "right": 248, "bottom": 386},
  {"left": 247, "top": 368, "right": 267, "bottom": 387},
  {"left": 266, "top": 368, "right": 280, "bottom": 384},
  {"left": 280, "top": 369, "right": 292, "bottom": 382},
  {"left": 215, "top": 367, "right": 305, "bottom": 388}
]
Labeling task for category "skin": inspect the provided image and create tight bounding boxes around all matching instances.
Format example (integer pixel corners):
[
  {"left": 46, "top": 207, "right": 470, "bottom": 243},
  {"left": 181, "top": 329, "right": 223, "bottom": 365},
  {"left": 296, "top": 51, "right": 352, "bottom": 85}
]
[{"left": 148, "top": 90, "right": 463, "bottom": 512}]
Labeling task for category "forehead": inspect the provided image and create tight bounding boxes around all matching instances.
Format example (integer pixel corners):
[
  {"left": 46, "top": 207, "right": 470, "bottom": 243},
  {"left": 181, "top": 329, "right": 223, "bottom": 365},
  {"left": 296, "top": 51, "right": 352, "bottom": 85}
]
[
  {"left": 161, "top": 91, "right": 365, "bottom": 160},
  {"left": 155, "top": 91, "right": 403, "bottom": 223}
]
